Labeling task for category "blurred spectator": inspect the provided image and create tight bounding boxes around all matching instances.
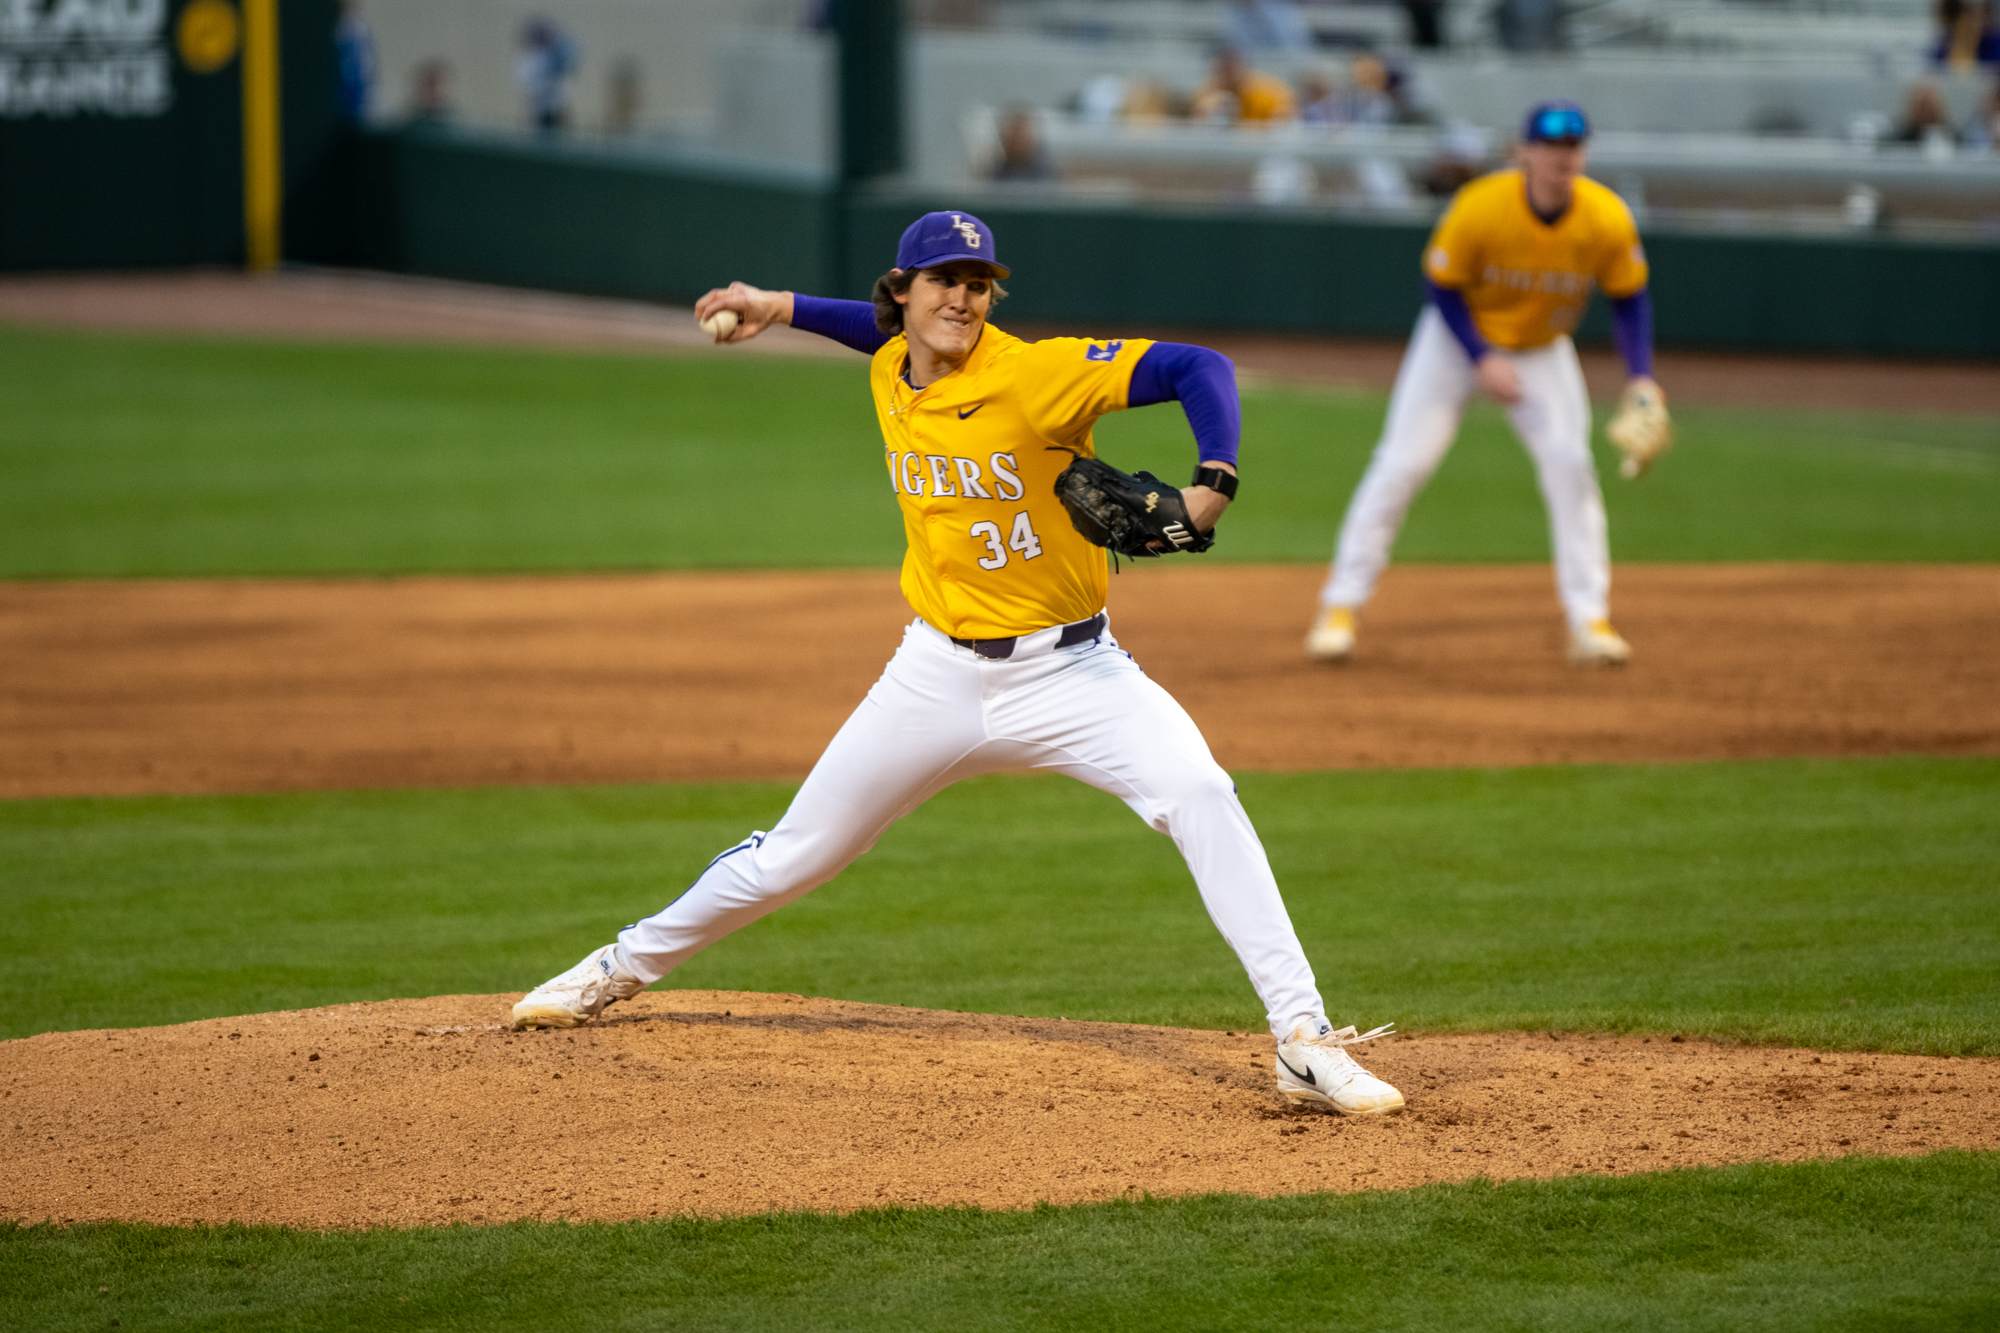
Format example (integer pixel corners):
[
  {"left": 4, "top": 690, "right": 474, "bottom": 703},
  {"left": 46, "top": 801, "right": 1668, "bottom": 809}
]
[
  {"left": 605, "top": 58, "right": 642, "bottom": 135},
  {"left": 1228, "top": 0, "right": 1312, "bottom": 53},
  {"left": 1968, "top": 78, "right": 2000, "bottom": 146},
  {"left": 1193, "top": 49, "right": 1298, "bottom": 125},
  {"left": 1295, "top": 55, "right": 1411, "bottom": 126},
  {"left": 333, "top": 0, "right": 376, "bottom": 124},
  {"left": 1420, "top": 121, "right": 1489, "bottom": 196},
  {"left": 408, "top": 59, "right": 455, "bottom": 125},
  {"left": 1893, "top": 81, "right": 1952, "bottom": 142},
  {"left": 992, "top": 109, "right": 1056, "bottom": 180},
  {"left": 1123, "top": 81, "right": 1179, "bottom": 123},
  {"left": 1495, "top": 0, "right": 1567, "bottom": 53},
  {"left": 1404, "top": 0, "right": 1445, "bottom": 49},
  {"left": 1078, "top": 74, "right": 1127, "bottom": 127},
  {"left": 1345, "top": 54, "right": 1399, "bottom": 125},
  {"left": 1933, "top": 0, "right": 2000, "bottom": 70},
  {"left": 517, "top": 17, "right": 579, "bottom": 133},
  {"left": 1298, "top": 67, "right": 1341, "bottom": 124}
]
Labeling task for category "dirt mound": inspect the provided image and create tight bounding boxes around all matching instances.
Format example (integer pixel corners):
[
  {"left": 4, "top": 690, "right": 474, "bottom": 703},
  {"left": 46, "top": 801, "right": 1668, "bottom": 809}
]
[
  {"left": 4, "top": 564, "right": 1997, "bottom": 799},
  {"left": 6, "top": 991, "right": 1994, "bottom": 1228}
]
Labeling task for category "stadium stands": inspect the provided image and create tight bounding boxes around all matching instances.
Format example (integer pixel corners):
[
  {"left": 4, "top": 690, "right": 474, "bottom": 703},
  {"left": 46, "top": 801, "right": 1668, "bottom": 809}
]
[{"left": 346, "top": 0, "right": 1999, "bottom": 238}]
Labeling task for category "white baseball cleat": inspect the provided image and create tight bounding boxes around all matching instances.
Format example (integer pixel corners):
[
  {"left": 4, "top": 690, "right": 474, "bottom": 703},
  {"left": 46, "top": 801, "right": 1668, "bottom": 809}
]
[
  {"left": 1568, "top": 619, "right": 1632, "bottom": 667},
  {"left": 1274, "top": 1021, "right": 1405, "bottom": 1115},
  {"left": 511, "top": 943, "right": 646, "bottom": 1030},
  {"left": 1305, "top": 606, "right": 1357, "bottom": 662}
]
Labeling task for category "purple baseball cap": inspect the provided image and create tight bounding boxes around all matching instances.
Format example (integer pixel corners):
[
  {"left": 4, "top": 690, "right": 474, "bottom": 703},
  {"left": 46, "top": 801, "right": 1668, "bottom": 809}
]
[
  {"left": 895, "top": 211, "right": 1010, "bottom": 278},
  {"left": 1523, "top": 100, "right": 1590, "bottom": 144}
]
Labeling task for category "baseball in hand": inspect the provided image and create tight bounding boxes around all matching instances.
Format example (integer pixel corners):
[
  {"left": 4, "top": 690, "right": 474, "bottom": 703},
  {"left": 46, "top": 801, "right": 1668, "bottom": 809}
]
[{"left": 699, "top": 309, "right": 740, "bottom": 343}]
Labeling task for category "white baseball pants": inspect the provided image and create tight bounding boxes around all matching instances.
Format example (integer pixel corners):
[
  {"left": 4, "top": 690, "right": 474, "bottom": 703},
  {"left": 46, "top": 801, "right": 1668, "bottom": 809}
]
[
  {"left": 1319, "top": 305, "right": 1611, "bottom": 628},
  {"left": 617, "top": 616, "right": 1328, "bottom": 1040}
]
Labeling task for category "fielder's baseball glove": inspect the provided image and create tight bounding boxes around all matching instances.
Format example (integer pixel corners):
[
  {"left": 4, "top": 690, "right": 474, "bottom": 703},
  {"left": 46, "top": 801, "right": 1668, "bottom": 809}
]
[
  {"left": 1052, "top": 454, "right": 1214, "bottom": 558},
  {"left": 1607, "top": 381, "right": 1673, "bottom": 480}
]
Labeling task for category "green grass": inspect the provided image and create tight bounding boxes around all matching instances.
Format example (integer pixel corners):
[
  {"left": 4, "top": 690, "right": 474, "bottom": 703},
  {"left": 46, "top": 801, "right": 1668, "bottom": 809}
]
[
  {"left": 1097, "top": 382, "right": 2000, "bottom": 566},
  {"left": 4, "top": 1153, "right": 1996, "bottom": 1331},
  {"left": 3, "top": 324, "right": 1996, "bottom": 577},
  {"left": 5, "top": 757, "right": 1994, "bottom": 1052},
  {"left": 0, "top": 327, "right": 902, "bottom": 578}
]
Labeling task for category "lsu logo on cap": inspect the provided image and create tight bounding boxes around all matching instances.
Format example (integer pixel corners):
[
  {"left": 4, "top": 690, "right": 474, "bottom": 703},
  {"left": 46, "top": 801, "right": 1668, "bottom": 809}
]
[
  {"left": 950, "top": 214, "right": 983, "bottom": 249},
  {"left": 1085, "top": 340, "right": 1124, "bottom": 362}
]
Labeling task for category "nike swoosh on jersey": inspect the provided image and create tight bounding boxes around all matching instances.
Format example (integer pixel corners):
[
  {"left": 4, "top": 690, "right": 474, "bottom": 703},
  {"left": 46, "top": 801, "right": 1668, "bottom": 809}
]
[
  {"left": 957, "top": 404, "right": 984, "bottom": 419},
  {"left": 1277, "top": 1054, "right": 1317, "bottom": 1086}
]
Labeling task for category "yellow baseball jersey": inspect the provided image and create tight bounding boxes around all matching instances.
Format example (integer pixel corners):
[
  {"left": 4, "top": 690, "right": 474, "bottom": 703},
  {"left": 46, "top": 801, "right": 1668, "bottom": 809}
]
[
  {"left": 1423, "top": 170, "right": 1649, "bottom": 350},
  {"left": 870, "top": 324, "right": 1155, "bottom": 640}
]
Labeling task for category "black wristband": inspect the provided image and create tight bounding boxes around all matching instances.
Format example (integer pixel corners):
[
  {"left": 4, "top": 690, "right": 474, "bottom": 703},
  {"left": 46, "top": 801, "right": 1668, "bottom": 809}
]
[{"left": 1191, "top": 465, "right": 1238, "bottom": 500}]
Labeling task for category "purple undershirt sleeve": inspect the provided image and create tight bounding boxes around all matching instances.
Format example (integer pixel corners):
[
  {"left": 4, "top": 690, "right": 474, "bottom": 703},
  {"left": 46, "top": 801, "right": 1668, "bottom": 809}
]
[
  {"left": 789, "top": 294, "right": 890, "bottom": 356},
  {"left": 1127, "top": 342, "right": 1241, "bottom": 467},
  {"left": 1609, "top": 288, "right": 1655, "bottom": 379},
  {"left": 1427, "top": 280, "right": 1490, "bottom": 363}
]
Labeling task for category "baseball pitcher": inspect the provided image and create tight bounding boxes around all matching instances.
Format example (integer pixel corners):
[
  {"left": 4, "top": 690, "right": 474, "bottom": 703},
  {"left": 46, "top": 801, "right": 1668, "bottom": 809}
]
[
  {"left": 1306, "top": 100, "right": 1671, "bottom": 667},
  {"left": 511, "top": 212, "right": 1405, "bottom": 1117}
]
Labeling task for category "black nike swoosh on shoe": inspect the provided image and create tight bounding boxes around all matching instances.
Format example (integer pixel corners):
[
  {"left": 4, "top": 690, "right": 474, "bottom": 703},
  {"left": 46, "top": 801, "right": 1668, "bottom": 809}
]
[
  {"left": 1277, "top": 1054, "right": 1316, "bottom": 1086},
  {"left": 958, "top": 404, "right": 984, "bottom": 419}
]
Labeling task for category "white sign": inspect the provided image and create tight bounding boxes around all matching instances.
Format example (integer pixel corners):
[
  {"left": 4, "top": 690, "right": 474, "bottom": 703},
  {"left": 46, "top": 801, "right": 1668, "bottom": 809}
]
[{"left": 1, "top": 0, "right": 171, "bottom": 118}]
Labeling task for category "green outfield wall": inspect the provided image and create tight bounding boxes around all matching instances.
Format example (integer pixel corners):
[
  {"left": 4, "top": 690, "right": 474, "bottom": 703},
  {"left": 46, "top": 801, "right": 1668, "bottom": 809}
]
[
  {"left": 0, "top": 0, "right": 348, "bottom": 269},
  {"left": 348, "top": 129, "right": 1999, "bottom": 358},
  {"left": 842, "top": 195, "right": 2000, "bottom": 357},
  {"left": 840, "top": 195, "right": 1436, "bottom": 336},
  {"left": 354, "top": 130, "right": 838, "bottom": 304}
]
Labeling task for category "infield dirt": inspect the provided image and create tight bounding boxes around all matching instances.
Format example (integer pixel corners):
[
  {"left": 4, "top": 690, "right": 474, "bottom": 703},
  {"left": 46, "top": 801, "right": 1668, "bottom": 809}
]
[
  {"left": 4, "top": 563, "right": 1996, "bottom": 798},
  {"left": 7, "top": 991, "right": 1997, "bottom": 1228}
]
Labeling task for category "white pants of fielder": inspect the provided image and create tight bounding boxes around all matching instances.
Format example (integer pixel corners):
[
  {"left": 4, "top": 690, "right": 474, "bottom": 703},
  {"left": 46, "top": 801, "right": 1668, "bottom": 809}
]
[
  {"left": 1320, "top": 305, "right": 1611, "bottom": 628},
  {"left": 616, "top": 616, "right": 1327, "bottom": 1041}
]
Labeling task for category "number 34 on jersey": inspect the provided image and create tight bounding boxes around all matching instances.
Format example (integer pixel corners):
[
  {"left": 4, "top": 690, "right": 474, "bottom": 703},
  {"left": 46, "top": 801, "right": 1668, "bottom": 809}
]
[
  {"left": 886, "top": 448, "right": 1043, "bottom": 571},
  {"left": 970, "top": 511, "right": 1043, "bottom": 569}
]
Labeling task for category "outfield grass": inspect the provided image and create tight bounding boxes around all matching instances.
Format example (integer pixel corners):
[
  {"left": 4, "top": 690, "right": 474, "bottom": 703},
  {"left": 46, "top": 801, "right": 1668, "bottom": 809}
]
[
  {"left": 3, "top": 325, "right": 1996, "bottom": 577},
  {"left": 4, "top": 1153, "right": 1995, "bottom": 1331},
  {"left": 5, "top": 757, "right": 1994, "bottom": 1052}
]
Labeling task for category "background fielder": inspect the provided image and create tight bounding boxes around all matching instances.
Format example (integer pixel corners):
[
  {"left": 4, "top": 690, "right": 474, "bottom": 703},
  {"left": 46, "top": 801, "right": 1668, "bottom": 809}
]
[
  {"left": 512, "top": 211, "right": 1406, "bottom": 1116},
  {"left": 1307, "top": 99, "right": 1665, "bottom": 667}
]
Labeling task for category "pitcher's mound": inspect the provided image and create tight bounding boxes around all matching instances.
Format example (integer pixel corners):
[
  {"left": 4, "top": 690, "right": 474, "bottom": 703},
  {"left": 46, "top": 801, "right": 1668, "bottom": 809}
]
[{"left": 6, "top": 991, "right": 1994, "bottom": 1228}]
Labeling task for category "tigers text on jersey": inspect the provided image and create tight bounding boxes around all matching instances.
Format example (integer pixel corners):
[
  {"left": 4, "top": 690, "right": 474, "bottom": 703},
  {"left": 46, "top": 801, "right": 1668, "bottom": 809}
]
[
  {"left": 871, "top": 324, "right": 1154, "bottom": 640},
  {"left": 1423, "top": 170, "right": 1648, "bottom": 350}
]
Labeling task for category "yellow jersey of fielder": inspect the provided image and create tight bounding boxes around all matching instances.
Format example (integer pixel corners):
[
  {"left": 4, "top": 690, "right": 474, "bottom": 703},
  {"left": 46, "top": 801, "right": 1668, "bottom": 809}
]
[
  {"left": 1423, "top": 170, "right": 1649, "bottom": 350},
  {"left": 871, "top": 324, "right": 1155, "bottom": 640}
]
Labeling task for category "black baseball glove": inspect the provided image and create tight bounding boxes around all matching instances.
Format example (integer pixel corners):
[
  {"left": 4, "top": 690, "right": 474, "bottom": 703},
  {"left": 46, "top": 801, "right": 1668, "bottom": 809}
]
[{"left": 1052, "top": 455, "right": 1214, "bottom": 558}]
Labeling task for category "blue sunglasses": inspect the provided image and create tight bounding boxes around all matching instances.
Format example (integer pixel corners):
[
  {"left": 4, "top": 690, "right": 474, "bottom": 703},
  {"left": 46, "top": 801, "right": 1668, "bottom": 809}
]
[{"left": 1529, "top": 107, "right": 1589, "bottom": 142}]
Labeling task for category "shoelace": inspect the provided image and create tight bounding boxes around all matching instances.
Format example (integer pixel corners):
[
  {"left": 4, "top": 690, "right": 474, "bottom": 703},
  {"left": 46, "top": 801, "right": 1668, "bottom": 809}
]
[{"left": 1314, "top": 1022, "right": 1395, "bottom": 1049}]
